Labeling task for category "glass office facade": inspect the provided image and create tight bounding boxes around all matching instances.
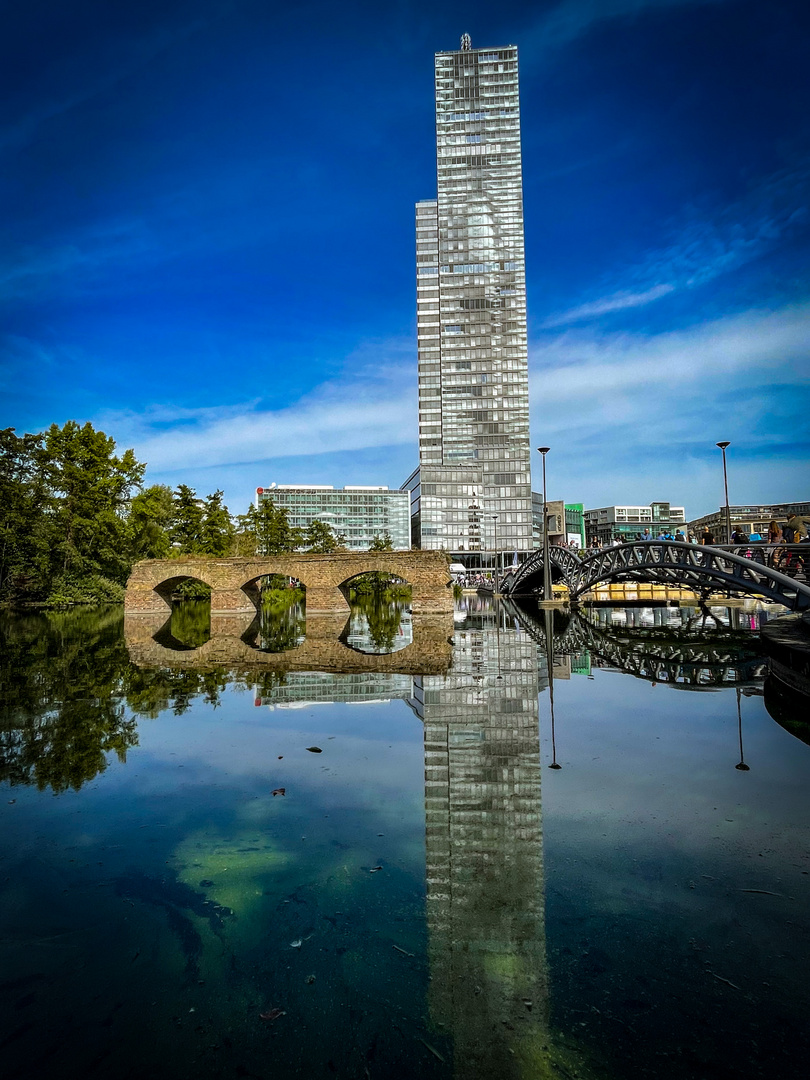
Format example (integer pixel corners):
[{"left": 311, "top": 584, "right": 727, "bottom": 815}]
[
  {"left": 256, "top": 486, "right": 411, "bottom": 550},
  {"left": 413, "top": 38, "right": 533, "bottom": 559}
]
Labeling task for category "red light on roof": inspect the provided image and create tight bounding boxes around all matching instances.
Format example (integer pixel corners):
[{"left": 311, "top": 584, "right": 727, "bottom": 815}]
[{"left": 256, "top": 487, "right": 263, "bottom": 494}]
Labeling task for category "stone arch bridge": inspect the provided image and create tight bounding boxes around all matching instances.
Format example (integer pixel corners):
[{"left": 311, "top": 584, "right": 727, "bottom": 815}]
[
  {"left": 501, "top": 541, "right": 810, "bottom": 612},
  {"left": 124, "top": 551, "right": 453, "bottom": 616}
]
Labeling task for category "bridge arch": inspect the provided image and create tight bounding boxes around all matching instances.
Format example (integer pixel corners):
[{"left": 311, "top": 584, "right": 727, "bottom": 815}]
[
  {"left": 502, "top": 541, "right": 810, "bottom": 612},
  {"left": 507, "top": 602, "right": 768, "bottom": 689},
  {"left": 125, "top": 551, "right": 453, "bottom": 616}
]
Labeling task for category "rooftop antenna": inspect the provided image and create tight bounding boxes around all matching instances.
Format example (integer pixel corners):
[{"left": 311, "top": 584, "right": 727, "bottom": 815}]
[{"left": 461, "top": 32, "right": 472, "bottom": 50}]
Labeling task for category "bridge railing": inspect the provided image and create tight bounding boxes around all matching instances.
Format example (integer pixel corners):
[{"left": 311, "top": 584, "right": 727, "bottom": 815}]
[
  {"left": 502, "top": 542, "right": 809, "bottom": 582},
  {"left": 499, "top": 540, "right": 810, "bottom": 610},
  {"left": 675, "top": 543, "right": 808, "bottom": 582}
]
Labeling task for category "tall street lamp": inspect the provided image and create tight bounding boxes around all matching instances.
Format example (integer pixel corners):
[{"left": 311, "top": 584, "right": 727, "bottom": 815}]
[
  {"left": 537, "top": 447, "right": 551, "bottom": 600},
  {"left": 716, "top": 441, "right": 732, "bottom": 543},
  {"left": 492, "top": 515, "right": 499, "bottom": 594}
]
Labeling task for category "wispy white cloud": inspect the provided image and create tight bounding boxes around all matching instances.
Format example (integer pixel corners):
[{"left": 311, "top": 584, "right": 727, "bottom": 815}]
[
  {"left": 529, "top": 302, "right": 810, "bottom": 513},
  {"left": 522, "top": 0, "right": 728, "bottom": 56},
  {"left": 94, "top": 337, "right": 417, "bottom": 476},
  {"left": 541, "top": 284, "right": 675, "bottom": 327},
  {"left": 532, "top": 302, "right": 810, "bottom": 403},
  {"left": 0, "top": 219, "right": 158, "bottom": 300},
  {"left": 541, "top": 162, "right": 810, "bottom": 327}
]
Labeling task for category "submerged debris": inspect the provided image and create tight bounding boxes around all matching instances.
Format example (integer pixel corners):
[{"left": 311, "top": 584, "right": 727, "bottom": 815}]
[
  {"left": 260, "top": 1007, "right": 285, "bottom": 1021},
  {"left": 290, "top": 939, "right": 303, "bottom": 949},
  {"left": 271, "top": 788, "right": 286, "bottom": 797},
  {"left": 710, "top": 972, "right": 741, "bottom": 990},
  {"left": 417, "top": 1037, "right": 445, "bottom": 1062},
  {"left": 305, "top": 746, "right": 322, "bottom": 754}
]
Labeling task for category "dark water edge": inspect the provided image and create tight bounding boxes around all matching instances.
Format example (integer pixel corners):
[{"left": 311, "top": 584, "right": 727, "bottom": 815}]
[{"left": 1, "top": 601, "right": 809, "bottom": 1080}]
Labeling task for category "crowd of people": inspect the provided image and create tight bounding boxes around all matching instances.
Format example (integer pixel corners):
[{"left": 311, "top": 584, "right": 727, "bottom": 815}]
[
  {"left": 586, "top": 514, "right": 809, "bottom": 549},
  {"left": 452, "top": 514, "right": 809, "bottom": 588}
]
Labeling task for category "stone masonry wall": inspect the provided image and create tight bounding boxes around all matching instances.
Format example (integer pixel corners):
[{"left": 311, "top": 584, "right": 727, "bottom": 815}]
[{"left": 124, "top": 551, "right": 454, "bottom": 615}]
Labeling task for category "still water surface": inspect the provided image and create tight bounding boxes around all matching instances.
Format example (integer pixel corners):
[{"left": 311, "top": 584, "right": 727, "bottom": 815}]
[{"left": 1, "top": 599, "right": 808, "bottom": 1079}]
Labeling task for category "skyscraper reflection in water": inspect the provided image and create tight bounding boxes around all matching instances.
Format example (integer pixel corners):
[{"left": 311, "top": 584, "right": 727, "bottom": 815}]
[{"left": 408, "top": 609, "right": 549, "bottom": 1077}]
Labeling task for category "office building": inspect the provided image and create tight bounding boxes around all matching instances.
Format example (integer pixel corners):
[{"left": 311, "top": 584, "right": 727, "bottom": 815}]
[
  {"left": 531, "top": 495, "right": 585, "bottom": 549},
  {"left": 255, "top": 671, "right": 413, "bottom": 708},
  {"left": 688, "top": 501, "right": 810, "bottom": 543},
  {"left": 584, "top": 501, "right": 687, "bottom": 545},
  {"left": 255, "top": 485, "right": 411, "bottom": 550},
  {"left": 406, "top": 35, "right": 533, "bottom": 562}
]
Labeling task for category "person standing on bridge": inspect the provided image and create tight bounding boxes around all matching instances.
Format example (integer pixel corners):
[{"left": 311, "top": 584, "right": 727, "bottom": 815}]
[
  {"left": 701, "top": 527, "right": 715, "bottom": 545},
  {"left": 768, "top": 519, "right": 782, "bottom": 543},
  {"left": 785, "top": 513, "right": 808, "bottom": 541}
]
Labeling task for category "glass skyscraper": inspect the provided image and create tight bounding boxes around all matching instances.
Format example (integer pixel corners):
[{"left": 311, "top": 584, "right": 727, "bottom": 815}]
[{"left": 406, "top": 35, "right": 533, "bottom": 561}]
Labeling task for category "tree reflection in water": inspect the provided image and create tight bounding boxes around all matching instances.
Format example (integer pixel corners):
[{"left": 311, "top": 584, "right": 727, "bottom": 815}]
[
  {"left": 255, "top": 599, "right": 306, "bottom": 653},
  {"left": 345, "top": 594, "right": 412, "bottom": 654},
  {"left": 166, "top": 598, "right": 211, "bottom": 648},
  {"left": 0, "top": 607, "right": 138, "bottom": 792}
]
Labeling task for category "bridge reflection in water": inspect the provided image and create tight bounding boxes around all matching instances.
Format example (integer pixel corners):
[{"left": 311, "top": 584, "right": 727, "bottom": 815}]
[
  {"left": 124, "top": 599, "right": 782, "bottom": 1079},
  {"left": 124, "top": 609, "right": 454, "bottom": 676}
]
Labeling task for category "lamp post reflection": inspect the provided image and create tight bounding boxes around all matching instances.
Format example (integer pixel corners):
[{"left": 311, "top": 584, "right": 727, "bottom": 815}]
[
  {"left": 735, "top": 687, "right": 750, "bottom": 771},
  {"left": 544, "top": 606, "right": 562, "bottom": 769}
]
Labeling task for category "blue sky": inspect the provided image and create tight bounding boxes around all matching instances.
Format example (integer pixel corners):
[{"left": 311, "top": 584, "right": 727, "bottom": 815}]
[{"left": 1, "top": 0, "right": 808, "bottom": 519}]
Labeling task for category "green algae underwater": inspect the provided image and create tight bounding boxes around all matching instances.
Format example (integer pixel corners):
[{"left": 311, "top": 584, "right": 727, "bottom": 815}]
[{"left": 1, "top": 600, "right": 808, "bottom": 1080}]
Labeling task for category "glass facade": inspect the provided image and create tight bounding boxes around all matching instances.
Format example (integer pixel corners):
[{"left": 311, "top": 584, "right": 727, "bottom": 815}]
[
  {"left": 256, "top": 486, "right": 411, "bottom": 550},
  {"left": 414, "top": 39, "right": 533, "bottom": 558}
]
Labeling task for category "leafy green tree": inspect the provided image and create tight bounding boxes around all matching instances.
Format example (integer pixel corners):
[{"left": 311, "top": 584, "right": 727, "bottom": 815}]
[
  {"left": 303, "top": 518, "right": 339, "bottom": 553},
  {"left": 237, "top": 498, "right": 303, "bottom": 555},
  {"left": 170, "top": 484, "right": 204, "bottom": 553},
  {"left": 43, "top": 421, "right": 144, "bottom": 584},
  {"left": 128, "top": 484, "right": 174, "bottom": 561},
  {"left": 0, "top": 428, "right": 51, "bottom": 599},
  {"left": 369, "top": 531, "right": 394, "bottom": 551},
  {"left": 199, "top": 490, "right": 234, "bottom": 555}
]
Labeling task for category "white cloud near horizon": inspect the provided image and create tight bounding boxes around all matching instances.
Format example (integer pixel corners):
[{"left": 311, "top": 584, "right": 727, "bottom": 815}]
[
  {"left": 79, "top": 302, "right": 810, "bottom": 521},
  {"left": 95, "top": 337, "right": 418, "bottom": 475},
  {"left": 527, "top": 302, "right": 810, "bottom": 512},
  {"left": 531, "top": 302, "right": 810, "bottom": 405}
]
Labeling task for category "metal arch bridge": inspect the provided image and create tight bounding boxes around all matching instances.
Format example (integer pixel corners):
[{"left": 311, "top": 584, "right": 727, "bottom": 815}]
[
  {"left": 507, "top": 605, "right": 767, "bottom": 689},
  {"left": 500, "top": 540, "right": 810, "bottom": 611}
]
